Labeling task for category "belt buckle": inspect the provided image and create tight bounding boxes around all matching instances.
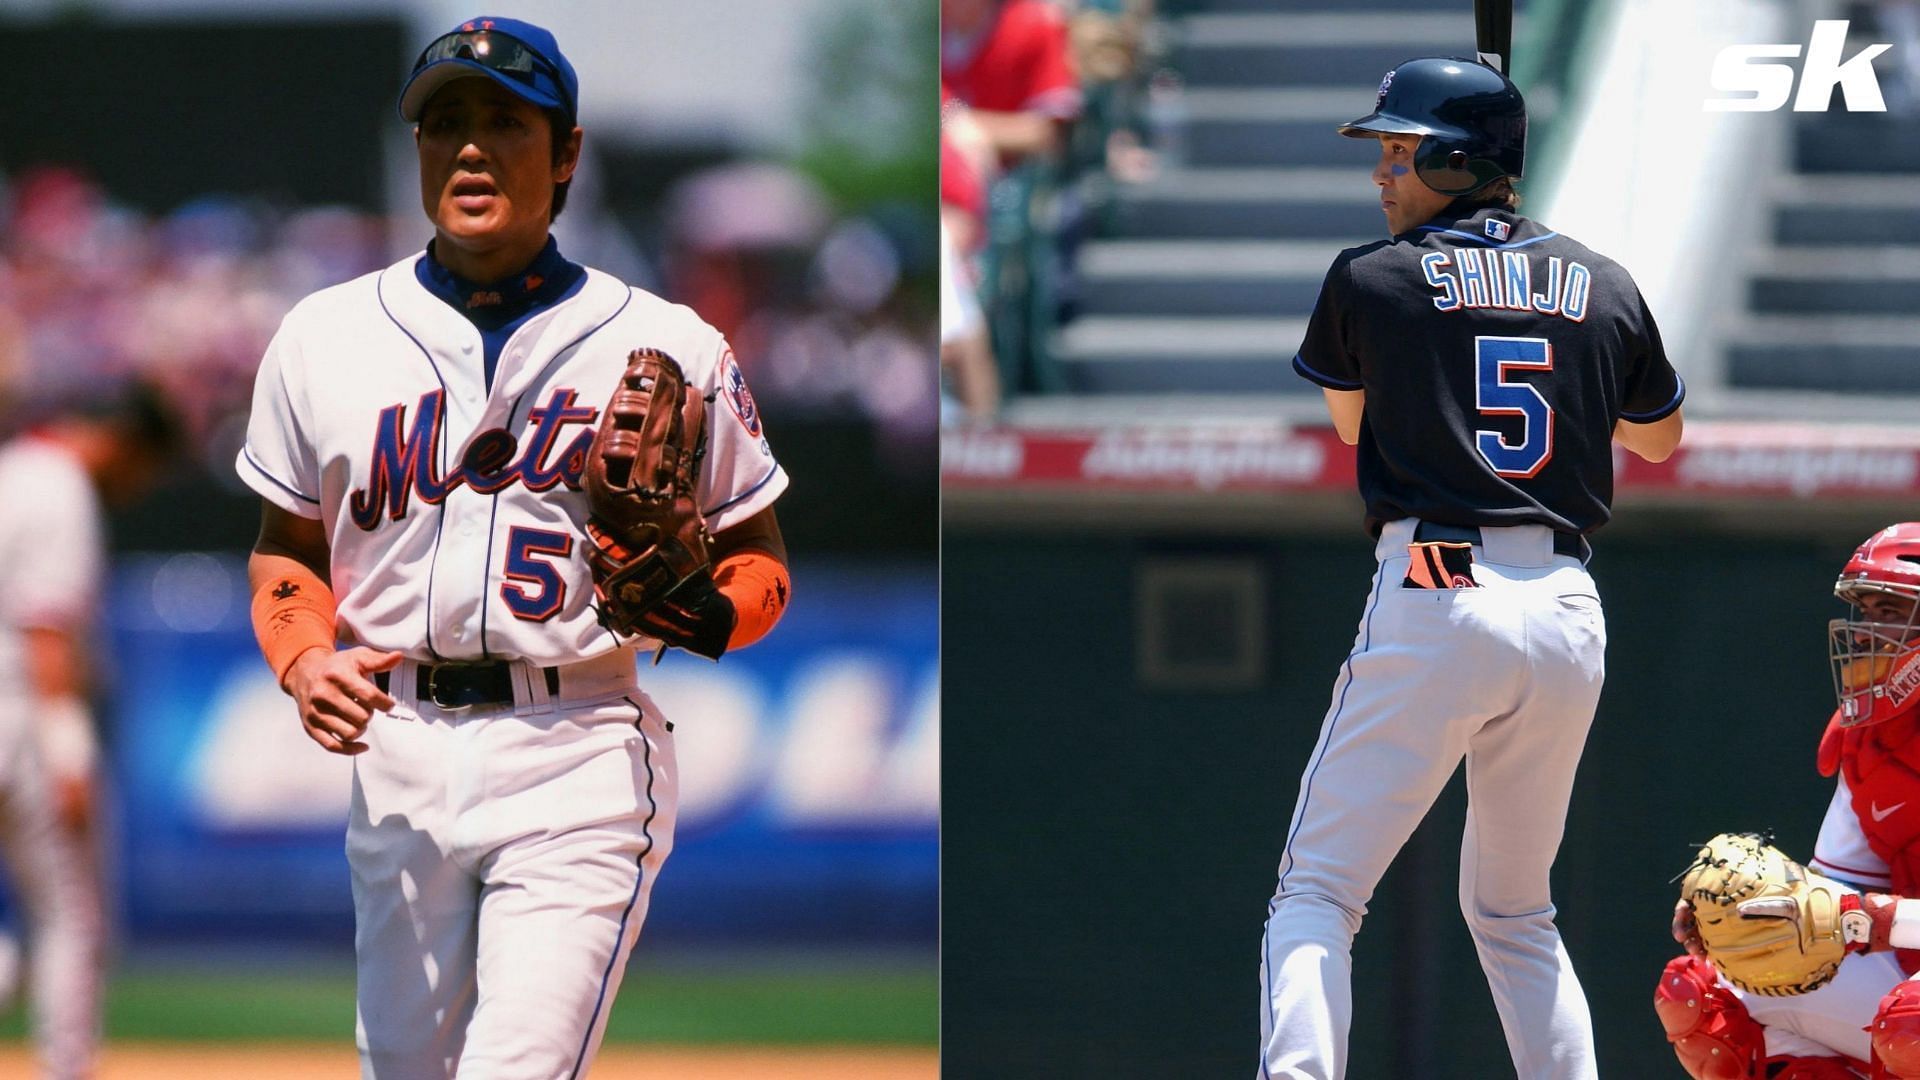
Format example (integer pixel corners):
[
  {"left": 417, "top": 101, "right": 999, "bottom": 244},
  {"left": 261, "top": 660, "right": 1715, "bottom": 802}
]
[{"left": 424, "top": 665, "right": 475, "bottom": 712}]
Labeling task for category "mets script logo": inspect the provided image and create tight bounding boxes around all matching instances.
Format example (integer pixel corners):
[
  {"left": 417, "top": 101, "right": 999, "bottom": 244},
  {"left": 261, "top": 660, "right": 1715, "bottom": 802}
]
[
  {"left": 722, "top": 351, "right": 761, "bottom": 437},
  {"left": 348, "top": 388, "right": 599, "bottom": 530}
]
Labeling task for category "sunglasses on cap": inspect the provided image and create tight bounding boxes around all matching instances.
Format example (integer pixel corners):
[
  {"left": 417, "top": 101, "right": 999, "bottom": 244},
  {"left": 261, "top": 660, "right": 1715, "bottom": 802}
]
[{"left": 408, "top": 28, "right": 573, "bottom": 118}]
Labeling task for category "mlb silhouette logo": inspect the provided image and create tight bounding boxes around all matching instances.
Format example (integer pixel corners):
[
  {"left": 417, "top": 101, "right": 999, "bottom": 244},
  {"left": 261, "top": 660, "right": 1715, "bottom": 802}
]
[{"left": 1485, "top": 220, "right": 1512, "bottom": 241}]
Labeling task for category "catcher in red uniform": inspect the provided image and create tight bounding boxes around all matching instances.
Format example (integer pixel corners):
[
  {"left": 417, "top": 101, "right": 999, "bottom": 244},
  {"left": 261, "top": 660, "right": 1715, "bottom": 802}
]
[{"left": 1660, "top": 524, "right": 1920, "bottom": 1078}]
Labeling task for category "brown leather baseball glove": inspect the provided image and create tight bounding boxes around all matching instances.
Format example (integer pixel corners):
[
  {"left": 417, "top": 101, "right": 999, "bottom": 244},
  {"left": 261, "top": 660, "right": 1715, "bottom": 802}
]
[{"left": 583, "top": 348, "right": 721, "bottom": 652}]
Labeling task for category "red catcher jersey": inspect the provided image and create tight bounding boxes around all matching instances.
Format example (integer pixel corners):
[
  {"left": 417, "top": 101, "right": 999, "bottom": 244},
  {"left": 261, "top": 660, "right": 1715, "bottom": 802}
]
[
  {"left": 1821, "top": 710, "right": 1920, "bottom": 894},
  {"left": 1820, "top": 708, "right": 1920, "bottom": 973},
  {"left": 940, "top": 0, "right": 1082, "bottom": 119}
]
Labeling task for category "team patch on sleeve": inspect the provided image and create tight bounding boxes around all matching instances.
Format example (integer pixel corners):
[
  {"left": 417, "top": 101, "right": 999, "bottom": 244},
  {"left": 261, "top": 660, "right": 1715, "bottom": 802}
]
[{"left": 721, "top": 350, "right": 762, "bottom": 437}]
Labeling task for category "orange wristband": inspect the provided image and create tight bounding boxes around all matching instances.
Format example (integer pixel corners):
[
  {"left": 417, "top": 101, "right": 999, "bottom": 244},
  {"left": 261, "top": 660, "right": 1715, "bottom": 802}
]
[
  {"left": 251, "top": 566, "right": 338, "bottom": 686},
  {"left": 714, "top": 550, "right": 790, "bottom": 650}
]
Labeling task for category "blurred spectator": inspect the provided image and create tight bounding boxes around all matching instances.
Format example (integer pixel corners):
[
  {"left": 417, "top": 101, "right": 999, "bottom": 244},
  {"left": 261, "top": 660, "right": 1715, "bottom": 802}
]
[
  {"left": 0, "top": 167, "right": 386, "bottom": 474},
  {"left": 941, "top": 0, "right": 1084, "bottom": 166},
  {"left": 654, "top": 163, "right": 938, "bottom": 469},
  {"left": 662, "top": 163, "right": 832, "bottom": 361},
  {"left": 941, "top": 220, "right": 999, "bottom": 424},
  {"left": 943, "top": 0, "right": 1169, "bottom": 401},
  {"left": 941, "top": 114, "right": 989, "bottom": 252},
  {"left": 1069, "top": 0, "right": 1166, "bottom": 183}
]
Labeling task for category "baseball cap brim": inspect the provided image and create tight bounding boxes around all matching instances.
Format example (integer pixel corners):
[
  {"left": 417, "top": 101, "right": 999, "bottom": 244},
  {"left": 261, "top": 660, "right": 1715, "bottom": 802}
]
[
  {"left": 1337, "top": 111, "right": 1472, "bottom": 141},
  {"left": 399, "top": 59, "right": 567, "bottom": 122}
]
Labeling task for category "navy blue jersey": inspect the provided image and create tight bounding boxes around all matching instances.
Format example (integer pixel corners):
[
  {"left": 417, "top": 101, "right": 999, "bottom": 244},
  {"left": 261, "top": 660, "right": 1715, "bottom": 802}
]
[{"left": 1293, "top": 206, "right": 1683, "bottom": 536}]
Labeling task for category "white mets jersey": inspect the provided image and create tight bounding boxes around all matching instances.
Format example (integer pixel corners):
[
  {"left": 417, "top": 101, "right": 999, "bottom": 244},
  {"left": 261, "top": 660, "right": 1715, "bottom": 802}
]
[{"left": 237, "top": 254, "right": 788, "bottom": 665}]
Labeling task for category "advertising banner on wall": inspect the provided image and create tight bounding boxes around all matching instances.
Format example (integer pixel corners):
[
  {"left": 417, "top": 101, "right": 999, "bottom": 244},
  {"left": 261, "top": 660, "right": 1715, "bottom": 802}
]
[{"left": 105, "top": 556, "right": 937, "bottom": 947}]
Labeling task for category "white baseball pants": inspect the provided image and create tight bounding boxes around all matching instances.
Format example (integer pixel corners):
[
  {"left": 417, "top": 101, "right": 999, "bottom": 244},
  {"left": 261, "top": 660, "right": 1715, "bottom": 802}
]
[
  {"left": 1259, "top": 519, "right": 1606, "bottom": 1080},
  {"left": 349, "top": 672, "right": 676, "bottom": 1080},
  {"left": 1738, "top": 936, "right": 1907, "bottom": 1061}
]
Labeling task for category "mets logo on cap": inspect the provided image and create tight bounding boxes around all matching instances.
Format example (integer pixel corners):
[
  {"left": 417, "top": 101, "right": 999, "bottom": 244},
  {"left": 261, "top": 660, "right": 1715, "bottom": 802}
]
[
  {"left": 1375, "top": 70, "right": 1394, "bottom": 106},
  {"left": 722, "top": 350, "right": 761, "bottom": 437}
]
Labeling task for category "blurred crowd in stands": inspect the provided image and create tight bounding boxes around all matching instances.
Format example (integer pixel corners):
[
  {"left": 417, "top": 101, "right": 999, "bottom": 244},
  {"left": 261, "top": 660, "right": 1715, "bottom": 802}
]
[
  {"left": 0, "top": 166, "right": 383, "bottom": 484},
  {"left": 0, "top": 155, "right": 938, "bottom": 491},
  {"left": 940, "top": 0, "right": 1171, "bottom": 423}
]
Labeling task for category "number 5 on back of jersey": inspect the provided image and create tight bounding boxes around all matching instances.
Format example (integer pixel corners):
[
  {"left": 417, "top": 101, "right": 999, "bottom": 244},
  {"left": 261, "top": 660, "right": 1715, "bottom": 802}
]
[{"left": 1474, "top": 335, "right": 1553, "bottom": 478}]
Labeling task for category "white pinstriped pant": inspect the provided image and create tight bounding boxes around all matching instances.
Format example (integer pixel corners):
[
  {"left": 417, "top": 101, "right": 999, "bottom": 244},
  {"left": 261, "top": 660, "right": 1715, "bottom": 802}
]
[
  {"left": 1738, "top": 944, "right": 1905, "bottom": 1061},
  {"left": 0, "top": 707, "right": 102, "bottom": 1080},
  {"left": 349, "top": 688, "right": 676, "bottom": 1080},
  {"left": 1258, "top": 519, "right": 1606, "bottom": 1079}
]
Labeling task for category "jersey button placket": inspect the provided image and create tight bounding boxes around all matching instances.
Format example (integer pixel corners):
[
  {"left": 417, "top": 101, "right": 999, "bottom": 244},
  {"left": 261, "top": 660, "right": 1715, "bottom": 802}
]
[{"left": 429, "top": 356, "right": 488, "bottom": 656}]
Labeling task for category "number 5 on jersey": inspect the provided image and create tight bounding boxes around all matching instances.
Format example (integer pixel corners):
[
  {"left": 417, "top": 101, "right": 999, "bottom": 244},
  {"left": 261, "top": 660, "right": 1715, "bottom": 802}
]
[
  {"left": 1474, "top": 336, "right": 1553, "bottom": 478},
  {"left": 501, "top": 527, "right": 573, "bottom": 622}
]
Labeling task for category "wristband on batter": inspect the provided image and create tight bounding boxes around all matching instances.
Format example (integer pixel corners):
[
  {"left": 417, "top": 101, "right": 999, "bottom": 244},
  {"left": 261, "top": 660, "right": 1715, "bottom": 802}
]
[
  {"left": 252, "top": 566, "right": 338, "bottom": 687},
  {"left": 714, "top": 549, "right": 790, "bottom": 650}
]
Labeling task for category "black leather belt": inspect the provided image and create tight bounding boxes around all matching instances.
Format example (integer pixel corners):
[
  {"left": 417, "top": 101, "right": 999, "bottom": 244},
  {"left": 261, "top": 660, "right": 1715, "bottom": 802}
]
[
  {"left": 1413, "top": 521, "right": 1587, "bottom": 560},
  {"left": 373, "top": 662, "right": 561, "bottom": 709}
]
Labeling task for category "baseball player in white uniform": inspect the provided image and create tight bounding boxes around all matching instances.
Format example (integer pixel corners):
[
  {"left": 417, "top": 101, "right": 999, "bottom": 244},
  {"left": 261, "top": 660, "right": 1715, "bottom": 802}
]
[
  {"left": 237, "top": 18, "right": 791, "bottom": 1078},
  {"left": 0, "top": 384, "right": 180, "bottom": 1079}
]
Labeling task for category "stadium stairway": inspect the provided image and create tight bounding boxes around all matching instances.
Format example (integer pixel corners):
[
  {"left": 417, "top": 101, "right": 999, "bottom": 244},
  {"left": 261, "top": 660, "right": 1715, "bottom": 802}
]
[
  {"left": 1048, "top": 0, "right": 1486, "bottom": 406},
  {"left": 1725, "top": 105, "right": 1920, "bottom": 414}
]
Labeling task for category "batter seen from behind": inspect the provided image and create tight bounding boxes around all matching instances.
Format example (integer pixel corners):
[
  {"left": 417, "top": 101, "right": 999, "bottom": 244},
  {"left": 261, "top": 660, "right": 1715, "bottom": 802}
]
[{"left": 1258, "top": 57, "right": 1684, "bottom": 1080}]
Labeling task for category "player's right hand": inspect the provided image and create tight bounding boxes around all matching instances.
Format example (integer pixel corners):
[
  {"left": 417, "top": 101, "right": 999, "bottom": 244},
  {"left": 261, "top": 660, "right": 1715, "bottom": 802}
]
[
  {"left": 284, "top": 647, "right": 403, "bottom": 756},
  {"left": 1671, "top": 899, "right": 1706, "bottom": 958}
]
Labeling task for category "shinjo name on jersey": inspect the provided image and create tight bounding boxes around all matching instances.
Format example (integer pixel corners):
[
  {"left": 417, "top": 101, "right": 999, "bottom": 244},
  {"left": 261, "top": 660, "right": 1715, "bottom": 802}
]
[{"left": 1421, "top": 250, "right": 1593, "bottom": 321}]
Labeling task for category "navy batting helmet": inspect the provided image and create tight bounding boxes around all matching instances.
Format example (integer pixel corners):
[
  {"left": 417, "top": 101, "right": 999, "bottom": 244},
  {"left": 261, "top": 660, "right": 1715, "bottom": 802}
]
[{"left": 1338, "top": 57, "right": 1526, "bottom": 197}]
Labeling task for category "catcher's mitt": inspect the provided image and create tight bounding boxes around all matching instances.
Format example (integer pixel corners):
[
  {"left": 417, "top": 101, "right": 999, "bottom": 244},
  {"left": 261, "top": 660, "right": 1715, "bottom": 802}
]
[
  {"left": 1675, "top": 832, "right": 1853, "bottom": 996},
  {"left": 584, "top": 348, "right": 715, "bottom": 644}
]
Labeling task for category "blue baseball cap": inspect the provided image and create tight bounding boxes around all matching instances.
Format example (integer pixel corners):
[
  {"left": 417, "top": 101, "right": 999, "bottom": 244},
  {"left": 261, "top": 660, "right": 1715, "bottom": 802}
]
[{"left": 399, "top": 16, "right": 578, "bottom": 124}]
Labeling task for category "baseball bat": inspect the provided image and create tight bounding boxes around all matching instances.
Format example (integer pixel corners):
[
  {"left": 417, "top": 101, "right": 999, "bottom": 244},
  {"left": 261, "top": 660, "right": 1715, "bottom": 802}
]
[{"left": 1474, "top": 0, "right": 1513, "bottom": 74}]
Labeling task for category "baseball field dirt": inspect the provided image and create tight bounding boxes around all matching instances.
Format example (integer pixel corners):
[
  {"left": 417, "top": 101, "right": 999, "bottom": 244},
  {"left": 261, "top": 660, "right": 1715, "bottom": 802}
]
[{"left": 0, "top": 1043, "right": 938, "bottom": 1078}]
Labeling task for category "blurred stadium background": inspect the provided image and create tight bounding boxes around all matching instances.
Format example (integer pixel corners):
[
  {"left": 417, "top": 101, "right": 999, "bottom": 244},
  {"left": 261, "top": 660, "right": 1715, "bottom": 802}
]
[
  {"left": 0, "top": 0, "right": 935, "bottom": 1075},
  {"left": 942, "top": 0, "right": 1920, "bottom": 1075}
]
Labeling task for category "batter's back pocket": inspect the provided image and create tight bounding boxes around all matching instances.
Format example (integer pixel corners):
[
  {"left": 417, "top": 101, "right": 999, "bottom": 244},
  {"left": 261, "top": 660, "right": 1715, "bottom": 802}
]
[{"left": 1403, "top": 541, "right": 1481, "bottom": 590}]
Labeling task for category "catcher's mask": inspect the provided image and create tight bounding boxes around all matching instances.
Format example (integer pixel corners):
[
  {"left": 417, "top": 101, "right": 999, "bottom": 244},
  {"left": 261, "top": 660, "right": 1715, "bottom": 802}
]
[{"left": 1831, "top": 523, "right": 1920, "bottom": 728}]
